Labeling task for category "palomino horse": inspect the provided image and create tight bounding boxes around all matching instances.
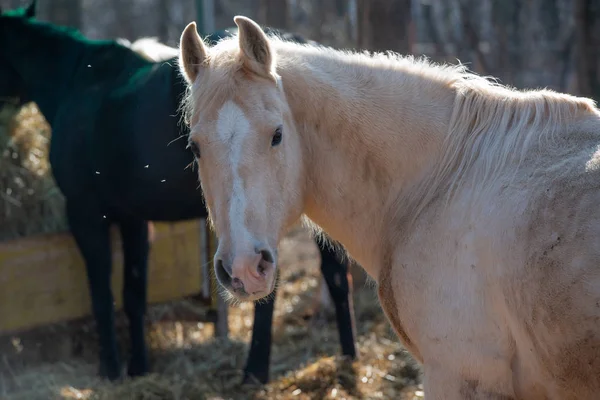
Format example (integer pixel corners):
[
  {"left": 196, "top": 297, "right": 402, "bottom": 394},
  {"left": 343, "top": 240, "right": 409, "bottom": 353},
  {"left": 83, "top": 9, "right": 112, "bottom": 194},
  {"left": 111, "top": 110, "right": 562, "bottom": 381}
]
[
  {"left": 178, "top": 15, "right": 600, "bottom": 399},
  {"left": 0, "top": 3, "right": 357, "bottom": 384}
]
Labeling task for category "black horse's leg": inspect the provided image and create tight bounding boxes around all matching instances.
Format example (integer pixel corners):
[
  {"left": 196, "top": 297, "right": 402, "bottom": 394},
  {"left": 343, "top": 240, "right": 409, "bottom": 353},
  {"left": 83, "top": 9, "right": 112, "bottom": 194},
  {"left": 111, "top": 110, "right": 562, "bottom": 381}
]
[
  {"left": 66, "top": 200, "right": 121, "bottom": 380},
  {"left": 318, "top": 241, "right": 358, "bottom": 359},
  {"left": 118, "top": 217, "right": 150, "bottom": 378},
  {"left": 242, "top": 286, "right": 277, "bottom": 385}
]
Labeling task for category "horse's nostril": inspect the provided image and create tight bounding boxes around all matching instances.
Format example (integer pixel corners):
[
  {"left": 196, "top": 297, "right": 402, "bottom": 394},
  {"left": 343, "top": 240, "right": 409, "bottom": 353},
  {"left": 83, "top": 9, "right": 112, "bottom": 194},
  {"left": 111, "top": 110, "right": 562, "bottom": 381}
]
[
  {"left": 260, "top": 249, "right": 274, "bottom": 263},
  {"left": 232, "top": 277, "right": 244, "bottom": 291},
  {"left": 215, "top": 258, "right": 231, "bottom": 286},
  {"left": 256, "top": 249, "right": 275, "bottom": 276}
]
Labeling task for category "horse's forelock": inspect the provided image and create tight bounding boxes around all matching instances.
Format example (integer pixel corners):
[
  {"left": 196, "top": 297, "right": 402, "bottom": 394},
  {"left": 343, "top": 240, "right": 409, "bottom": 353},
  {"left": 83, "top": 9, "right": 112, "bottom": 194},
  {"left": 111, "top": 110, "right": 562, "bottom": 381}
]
[{"left": 180, "top": 63, "right": 238, "bottom": 131}]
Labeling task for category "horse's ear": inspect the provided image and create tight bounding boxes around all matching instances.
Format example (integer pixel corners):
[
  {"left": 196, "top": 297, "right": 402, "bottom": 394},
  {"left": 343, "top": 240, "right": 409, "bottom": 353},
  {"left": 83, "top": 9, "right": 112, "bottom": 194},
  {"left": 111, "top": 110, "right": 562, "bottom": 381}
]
[
  {"left": 25, "top": 0, "right": 37, "bottom": 18},
  {"left": 179, "top": 22, "right": 208, "bottom": 85},
  {"left": 233, "top": 16, "right": 276, "bottom": 81}
]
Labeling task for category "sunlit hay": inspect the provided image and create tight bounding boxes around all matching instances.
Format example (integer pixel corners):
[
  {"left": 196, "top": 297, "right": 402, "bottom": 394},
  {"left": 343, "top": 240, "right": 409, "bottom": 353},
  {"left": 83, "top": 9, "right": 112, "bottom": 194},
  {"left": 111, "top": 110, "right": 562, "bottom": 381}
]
[{"left": 0, "top": 102, "right": 67, "bottom": 241}]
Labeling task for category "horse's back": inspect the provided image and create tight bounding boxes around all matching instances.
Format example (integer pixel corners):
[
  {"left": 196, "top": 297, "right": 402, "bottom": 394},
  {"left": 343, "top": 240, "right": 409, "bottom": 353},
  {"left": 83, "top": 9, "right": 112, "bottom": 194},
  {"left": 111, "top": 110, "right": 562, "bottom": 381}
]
[{"left": 128, "top": 37, "right": 179, "bottom": 62}]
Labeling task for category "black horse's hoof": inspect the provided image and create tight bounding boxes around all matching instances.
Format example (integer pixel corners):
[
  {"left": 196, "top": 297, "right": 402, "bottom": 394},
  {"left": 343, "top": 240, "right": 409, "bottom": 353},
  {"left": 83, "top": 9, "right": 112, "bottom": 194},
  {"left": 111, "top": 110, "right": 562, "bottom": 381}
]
[
  {"left": 99, "top": 361, "right": 122, "bottom": 382},
  {"left": 241, "top": 371, "right": 269, "bottom": 386}
]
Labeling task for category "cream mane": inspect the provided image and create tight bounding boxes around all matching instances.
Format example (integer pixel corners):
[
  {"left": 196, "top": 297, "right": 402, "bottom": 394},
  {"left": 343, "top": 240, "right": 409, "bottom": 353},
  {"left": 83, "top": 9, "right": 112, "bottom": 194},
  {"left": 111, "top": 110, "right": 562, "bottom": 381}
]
[
  {"left": 438, "top": 79, "right": 597, "bottom": 196},
  {"left": 404, "top": 77, "right": 600, "bottom": 232}
]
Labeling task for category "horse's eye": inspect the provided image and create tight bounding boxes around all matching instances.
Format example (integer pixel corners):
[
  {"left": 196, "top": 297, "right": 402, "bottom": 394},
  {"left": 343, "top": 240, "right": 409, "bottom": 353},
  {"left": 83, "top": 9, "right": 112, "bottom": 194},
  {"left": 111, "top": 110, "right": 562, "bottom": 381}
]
[
  {"left": 271, "top": 126, "right": 283, "bottom": 146},
  {"left": 189, "top": 141, "right": 201, "bottom": 158}
]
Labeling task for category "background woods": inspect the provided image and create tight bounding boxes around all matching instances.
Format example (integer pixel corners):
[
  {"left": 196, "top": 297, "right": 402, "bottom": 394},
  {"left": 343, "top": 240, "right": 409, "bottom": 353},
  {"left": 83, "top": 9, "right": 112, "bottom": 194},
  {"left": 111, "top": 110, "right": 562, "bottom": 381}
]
[{"left": 2, "top": 0, "right": 597, "bottom": 99}]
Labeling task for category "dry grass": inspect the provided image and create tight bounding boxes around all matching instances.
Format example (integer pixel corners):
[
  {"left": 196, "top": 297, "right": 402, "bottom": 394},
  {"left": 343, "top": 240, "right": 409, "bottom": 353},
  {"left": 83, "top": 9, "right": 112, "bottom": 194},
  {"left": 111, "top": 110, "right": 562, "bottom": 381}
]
[
  {"left": 0, "top": 103, "right": 67, "bottom": 241},
  {"left": 0, "top": 227, "right": 423, "bottom": 400}
]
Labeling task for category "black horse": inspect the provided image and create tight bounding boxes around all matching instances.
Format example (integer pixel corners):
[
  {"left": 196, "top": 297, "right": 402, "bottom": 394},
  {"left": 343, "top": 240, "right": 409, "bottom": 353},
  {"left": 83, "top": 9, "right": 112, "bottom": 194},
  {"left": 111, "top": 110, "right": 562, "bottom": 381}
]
[{"left": 0, "top": 2, "right": 357, "bottom": 384}]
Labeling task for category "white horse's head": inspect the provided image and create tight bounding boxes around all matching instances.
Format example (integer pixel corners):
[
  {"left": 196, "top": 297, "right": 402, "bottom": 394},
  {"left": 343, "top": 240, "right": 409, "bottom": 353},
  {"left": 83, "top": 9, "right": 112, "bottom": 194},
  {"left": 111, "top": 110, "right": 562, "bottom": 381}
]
[{"left": 179, "top": 17, "right": 305, "bottom": 301}]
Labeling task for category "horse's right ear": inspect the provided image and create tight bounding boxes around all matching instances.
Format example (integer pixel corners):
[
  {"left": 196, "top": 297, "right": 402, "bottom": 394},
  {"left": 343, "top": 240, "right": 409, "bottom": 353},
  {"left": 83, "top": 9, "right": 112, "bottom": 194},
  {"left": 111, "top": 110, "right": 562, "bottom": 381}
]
[
  {"left": 179, "top": 22, "right": 208, "bottom": 85},
  {"left": 25, "top": 0, "right": 37, "bottom": 18}
]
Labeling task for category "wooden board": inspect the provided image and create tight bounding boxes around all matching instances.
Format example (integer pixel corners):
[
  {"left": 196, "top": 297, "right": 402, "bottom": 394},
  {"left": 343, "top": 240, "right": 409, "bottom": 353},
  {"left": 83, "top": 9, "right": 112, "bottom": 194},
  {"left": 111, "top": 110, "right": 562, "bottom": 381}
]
[{"left": 0, "top": 219, "right": 213, "bottom": 334}]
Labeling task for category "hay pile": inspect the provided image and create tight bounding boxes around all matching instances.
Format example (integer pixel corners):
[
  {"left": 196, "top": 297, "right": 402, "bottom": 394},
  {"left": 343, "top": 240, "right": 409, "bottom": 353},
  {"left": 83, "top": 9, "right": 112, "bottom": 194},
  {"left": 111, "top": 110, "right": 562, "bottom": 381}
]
[
  {"left": 1, "top": 227, "right": 423, "bottom": 400},
  {"left": 0, "top": 103, "right": 67, "bottom": 241}
]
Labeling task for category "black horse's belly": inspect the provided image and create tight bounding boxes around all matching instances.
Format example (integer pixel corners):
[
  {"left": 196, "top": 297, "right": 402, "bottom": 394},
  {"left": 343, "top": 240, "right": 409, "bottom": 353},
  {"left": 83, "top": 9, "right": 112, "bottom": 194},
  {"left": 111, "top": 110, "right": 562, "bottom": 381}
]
[
  {"left": 99, "top": 162, "right": 207, "bottom": 221},
  {"left": 93, "top": 121, "right": 207, "bottom": 221}
]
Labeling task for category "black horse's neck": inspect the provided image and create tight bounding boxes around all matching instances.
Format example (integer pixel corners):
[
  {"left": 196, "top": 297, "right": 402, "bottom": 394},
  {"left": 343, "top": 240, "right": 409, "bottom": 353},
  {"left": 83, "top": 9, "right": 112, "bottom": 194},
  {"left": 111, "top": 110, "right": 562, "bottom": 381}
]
[{"left": 5, "top": 19, "right": 151, "bottom": 125}]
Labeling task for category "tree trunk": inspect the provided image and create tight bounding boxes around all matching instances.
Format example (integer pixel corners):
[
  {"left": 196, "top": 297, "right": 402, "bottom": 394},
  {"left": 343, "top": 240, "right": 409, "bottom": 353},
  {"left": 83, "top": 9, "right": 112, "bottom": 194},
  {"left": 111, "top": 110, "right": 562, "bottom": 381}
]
[
  {"left": 575, "top": 0, "right": 597, "bottom": 98},
  {"left": 311, "top": 0, "right": 338, "bottom": 42},
  {"left": 109, "top": 0, "right": 135, "bottom": 40},
  {"left": 259, "top": 0, "right": 289, "bottom": 30},
  {"left": 357, "top": 0, "right": 413, "bottom": 54},
  {"left": 158, "top": 0, "right": 170, "bottom": 43},
  {"left": 356, "top": 0, "right": 370, "bottom": 49},
  {"left": 49, "top": 0, "right": 82, "bottom": 30}
]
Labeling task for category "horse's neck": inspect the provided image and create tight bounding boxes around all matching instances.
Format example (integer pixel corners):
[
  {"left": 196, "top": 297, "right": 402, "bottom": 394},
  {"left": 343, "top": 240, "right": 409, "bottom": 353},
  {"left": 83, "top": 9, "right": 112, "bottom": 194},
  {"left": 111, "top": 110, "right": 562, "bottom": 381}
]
[
  {"left": 19, "top": 38, "right": 148, "bottom": 125},
  {"left": 277, "top": 46, "right": 455, "bottom": 279},
  {"left": 14, "top": 41, "right": 85, "bottom": 124}
]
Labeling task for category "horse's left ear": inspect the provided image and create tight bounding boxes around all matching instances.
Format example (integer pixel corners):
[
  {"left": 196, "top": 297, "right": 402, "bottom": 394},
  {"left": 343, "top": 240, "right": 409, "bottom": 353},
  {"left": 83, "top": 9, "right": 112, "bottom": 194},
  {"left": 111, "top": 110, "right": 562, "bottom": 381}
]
[
  {"left": 179, "top": 21, "right": 209, "bottom": 85},
  {"left": 234, "top": 16, "right": 277, "bottom": 82},
  {"left": 25, "top": 0, "right": 37, "bottom": 18}
]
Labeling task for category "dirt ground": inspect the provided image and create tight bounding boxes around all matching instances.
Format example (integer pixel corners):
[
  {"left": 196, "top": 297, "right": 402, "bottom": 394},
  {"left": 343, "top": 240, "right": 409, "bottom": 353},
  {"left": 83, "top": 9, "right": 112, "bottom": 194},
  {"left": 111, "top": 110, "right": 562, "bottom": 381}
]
[{"left": 0, "top": 226, "right": 423, "bottom": 400}]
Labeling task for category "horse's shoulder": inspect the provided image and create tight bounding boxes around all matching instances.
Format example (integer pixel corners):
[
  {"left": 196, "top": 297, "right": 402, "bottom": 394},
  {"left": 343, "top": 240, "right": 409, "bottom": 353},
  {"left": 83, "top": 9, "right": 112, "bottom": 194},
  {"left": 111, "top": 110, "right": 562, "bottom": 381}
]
[{"left": 514, "top": 135, "right": 600, "bottom": 255}]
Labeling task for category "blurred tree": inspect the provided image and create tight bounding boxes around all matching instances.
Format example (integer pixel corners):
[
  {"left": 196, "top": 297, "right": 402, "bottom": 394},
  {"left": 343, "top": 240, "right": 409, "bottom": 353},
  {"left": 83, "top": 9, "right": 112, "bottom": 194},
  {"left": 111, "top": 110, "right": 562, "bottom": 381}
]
[
  {"left": 196, "top": 0, "right": 215, "bottom": 35},
  {"left": 311, "top": 0, "right": 337, "bottom": 41},
  {"left": 49, "top": 0, "right": 82, "bottom": 30},
  {"left": 356, "top": 0, "right": 413, "bottom": 54},
  {"left": 416, "top": 0, "right": 574, "bottom": 91},
  {"left": 259, "top": 0, "right": 289, "bottom": 30},
  {"left": 575, "top": 0, "right": 600, "bottom": 99},
  {"left": 108, "top": 0, "right": 135, "bottom": 40},
  {"left": 159, "top": 0, "right": 170, "bottom": 43}
]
